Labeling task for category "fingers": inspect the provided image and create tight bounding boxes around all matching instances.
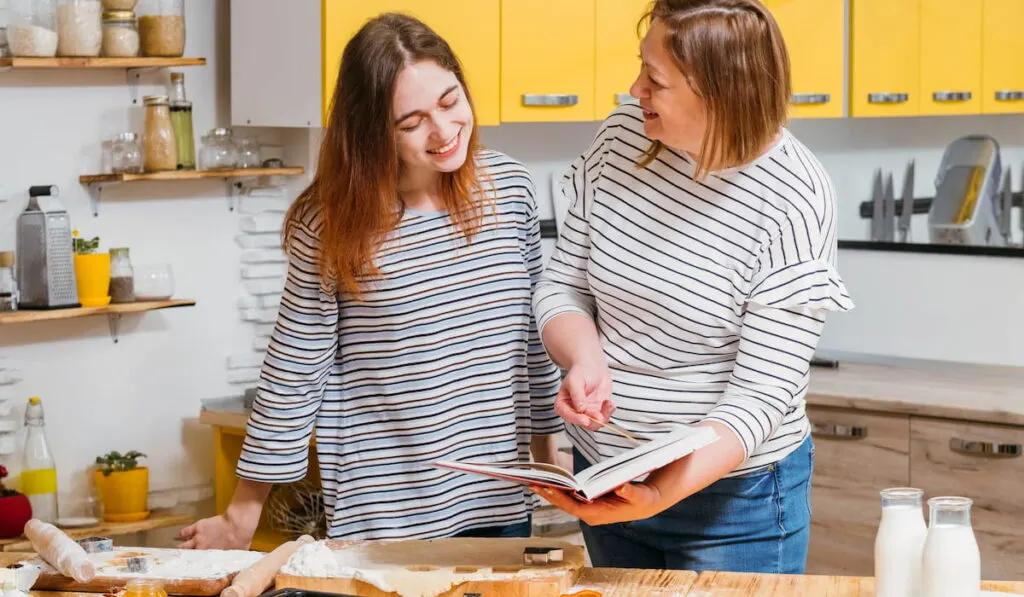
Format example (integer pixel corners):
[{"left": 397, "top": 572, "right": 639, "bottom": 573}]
[
  {"left": 555, "top": 390, "right": 593, "bottom": 428},
  {"left": 177, "top": 523, "right": 196, "bottom": 540},
  {"left": 530, "top": 486, "right": 582, "bottom": 517},
  {"left": 177, "top": 538, "right": 197, "bottom": 550}
]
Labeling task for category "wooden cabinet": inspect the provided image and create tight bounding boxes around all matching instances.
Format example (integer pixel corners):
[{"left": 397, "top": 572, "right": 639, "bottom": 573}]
[
  {"left": 806, "top": 406, "right": 910, "bottom": 576},
  {"left": 322, "top": 0, "right": 501, "bottom": 126},
  {"left": 764, "top": 0, "right": 846, "bottom": 119},
  {"left": 849, "top": 0, "right": 920, "bottom": 117},
  {"left": 919, "top": 0, "right": 981, "bottom": 116},
  {"left": 594, "top": 0, "right": 650, "bottom": 119},
  {"left": 501, "top": 0, "right": 596, "bottom": 122},
  {"left": 982, "top": 0, "right": 1024, "bottom": 114}
]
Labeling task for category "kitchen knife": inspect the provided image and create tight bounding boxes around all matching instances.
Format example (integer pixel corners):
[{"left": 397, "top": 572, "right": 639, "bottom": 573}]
[
  {"left": 898, "top": 161, "right": 915, "bottom": 242},
  {"left": 883, "top": 172, "right": 896, "bottom": 242},
  {"left": 999, "top": 167, "right": 1012, "bottom": 246},
  {"left": 871, "top": 168, "right": 884, "bottom": 241}
]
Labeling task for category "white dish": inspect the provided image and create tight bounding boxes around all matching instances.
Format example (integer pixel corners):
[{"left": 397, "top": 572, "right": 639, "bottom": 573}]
[{"left": 55, "top": 516, "right": 100, "bottom": 528}]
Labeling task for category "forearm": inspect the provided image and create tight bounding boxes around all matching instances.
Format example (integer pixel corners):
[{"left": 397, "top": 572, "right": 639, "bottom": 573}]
[
  {"left": 540, "top": 313, "right": 603, "bottom": 369},
  {"left": 224, "top": 478, "right": 273, "bottom": 528},
  {"left": 645, "top": 421, "right": 746, "bottom": 509}
]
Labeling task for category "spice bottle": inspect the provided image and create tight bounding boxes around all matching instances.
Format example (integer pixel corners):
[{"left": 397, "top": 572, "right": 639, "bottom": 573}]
[
  {"left": 168, "top": 72, "right": 195, "bottom": 169},
  {"left": 56, "top": 0, "right": 102, "bottom": 57},
  {"left": 0, "top": 252, "right": 17, "bottom": 314},
  {"left": 100, "top": 9, "right": 138, "bottom": 57},
  {"left": 137, "top": 0, "right": 183, "bottom": 57},
  {"left": 143, "top": 95, "right": 177, "bottom": 172},
  {"left": 108, "top": 247, "right": 135, "bottom": 303}
]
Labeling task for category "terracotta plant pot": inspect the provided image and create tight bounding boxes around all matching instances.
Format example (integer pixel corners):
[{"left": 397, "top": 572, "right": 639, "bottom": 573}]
[
  {"left": 0, "top": 494, "right": 32, "bottom": 538},
  {"left": 74, "top": 253, "right": 111, "bottom": 307},
  {"left": 93, "top": 467, "right": 149, "bottom": 522}
]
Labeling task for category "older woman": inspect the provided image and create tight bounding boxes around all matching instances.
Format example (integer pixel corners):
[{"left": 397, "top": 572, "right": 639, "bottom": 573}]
[{"left": 532, "top": 0, "right": 853, "bottom": 574}]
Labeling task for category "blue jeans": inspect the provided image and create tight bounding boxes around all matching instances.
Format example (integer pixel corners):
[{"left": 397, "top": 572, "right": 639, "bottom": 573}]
[
  {"left": 574, "top": 435, "right": 814, "bottom": 573},
  {"left": 453, "top": 514, "right": 532, "bottom": 538}
]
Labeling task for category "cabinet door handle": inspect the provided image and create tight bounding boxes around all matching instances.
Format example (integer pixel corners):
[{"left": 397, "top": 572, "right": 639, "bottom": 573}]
[
  {"left": 792, "top": 93, "right": 830, "bottom": 105},
  {"left": 933, "top": 91, "right": 972, "bottom": 102},
  {"left": 812, "top": 422, "right": 868, "bottom": 439},
  {"left": 949, "top": 438, "right": 1022, "bottom": 458},
  {"left": 867, "top": 92, "right": 909, "bottom": 104},
  {"left": 522, "top": 94, "right": 579, "bottom": 107},
  {"left": 995, "top": 90, "right": 1024, "bottom": 101},
  {"left": 615, "top": 93, "right": 635, "bottom": 105}
]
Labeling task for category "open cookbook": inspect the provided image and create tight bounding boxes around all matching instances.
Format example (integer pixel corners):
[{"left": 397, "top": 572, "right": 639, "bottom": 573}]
[{"left": 433, "top": 424, "right": 719, "bottom": 502}]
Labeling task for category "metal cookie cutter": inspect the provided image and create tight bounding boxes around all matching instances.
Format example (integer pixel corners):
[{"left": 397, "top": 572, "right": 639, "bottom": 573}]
[
  {"left": 126, "top": 556, "right": 149, "bottom": 573},
  {"left": 77, "top": 537, "right": 114, "bottom": 553},
  {"left": 523, "top": 546, "right": 564, "bottom": 565}
]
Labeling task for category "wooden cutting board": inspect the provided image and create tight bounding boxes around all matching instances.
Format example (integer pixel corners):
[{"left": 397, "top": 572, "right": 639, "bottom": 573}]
[
  {"left": 27, "top": 546, "right": 264, "bottom": 596},
  {"left": 275, "top": 538, "right": 586, "bottom": 597}
]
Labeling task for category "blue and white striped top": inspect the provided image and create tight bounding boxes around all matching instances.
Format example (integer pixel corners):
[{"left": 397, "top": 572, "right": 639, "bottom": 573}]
[
  {"left": 534, "top": 103, "right": 854, "bottom": 476},
  {"left": 237, "top": 149, "right": 563, "bottom": 540}
]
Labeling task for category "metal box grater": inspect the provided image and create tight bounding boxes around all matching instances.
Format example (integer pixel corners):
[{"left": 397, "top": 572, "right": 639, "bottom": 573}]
[{"left": 15, "top": 185, "right": 80, "bottom": 309}]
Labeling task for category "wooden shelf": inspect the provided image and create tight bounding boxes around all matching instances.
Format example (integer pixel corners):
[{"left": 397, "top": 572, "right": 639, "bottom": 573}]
[
  {"left": 0, "top": 57, "right": 206, "bottom": 69},
  {"left": 80, "top": 167, "right": 305, "bottom": 185},
  {"left": 0, "top": 511, "right": 195, "bottom": 552},
  {"left": 0, "top": 299, "right": 195, "bottom": 325}
]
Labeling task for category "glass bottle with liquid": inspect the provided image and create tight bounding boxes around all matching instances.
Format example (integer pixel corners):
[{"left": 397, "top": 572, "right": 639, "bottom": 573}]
[
  {"left": 168, "top": 71, "right": 195, "bottom": 169},
  {"left": 921, "top": 496, "right": 981, "bottom": 597},
  {"left": 22, "top": 396, "right": 58, "bottom": 523},
  {"left": 874, "top": 487, "right": 928, "bottom": 597}
]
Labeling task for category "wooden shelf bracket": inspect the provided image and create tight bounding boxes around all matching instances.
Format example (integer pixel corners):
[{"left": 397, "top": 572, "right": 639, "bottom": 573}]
[{"left": 108, "top": 312, "right": 122, "bottom": 343}]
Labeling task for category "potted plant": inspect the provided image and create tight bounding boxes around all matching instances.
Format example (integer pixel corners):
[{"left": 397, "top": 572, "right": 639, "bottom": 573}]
[
  {"left": 0, "top": 465, "right": 32, "bottom": 539},
  {"left": 93, "top": 451, "right": 149, "bottom": 522},
  {"left": 72, "top": 230, "right": 110, "bottom": 307}
]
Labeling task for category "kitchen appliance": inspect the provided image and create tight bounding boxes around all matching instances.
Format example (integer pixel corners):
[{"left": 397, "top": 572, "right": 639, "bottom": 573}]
[
  {"left": 928, "top": 135, "right": 1003, "bottom": 246},
  {"left": 15, "top": 185, "right": 80, "bottom": 309}
]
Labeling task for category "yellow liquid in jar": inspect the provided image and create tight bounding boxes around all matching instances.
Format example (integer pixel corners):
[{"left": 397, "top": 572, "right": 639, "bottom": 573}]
[{"left": 123, "top": 580, "right": 167, "bottom": 597}]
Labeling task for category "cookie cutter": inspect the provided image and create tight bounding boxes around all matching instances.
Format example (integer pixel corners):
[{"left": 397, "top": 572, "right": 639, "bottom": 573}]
[{"left": 77, "top": 537, "right": 114, "bottom": 553}]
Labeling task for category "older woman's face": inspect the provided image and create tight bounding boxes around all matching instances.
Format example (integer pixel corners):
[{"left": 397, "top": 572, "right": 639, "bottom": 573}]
[{"left": 629, "top": 18, "right": 708, "bottom": 156}]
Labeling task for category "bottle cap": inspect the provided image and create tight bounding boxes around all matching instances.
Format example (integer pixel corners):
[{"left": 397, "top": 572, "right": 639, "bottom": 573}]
[{"left": 28, "top": 396, "right": 40, "bottom": 405}]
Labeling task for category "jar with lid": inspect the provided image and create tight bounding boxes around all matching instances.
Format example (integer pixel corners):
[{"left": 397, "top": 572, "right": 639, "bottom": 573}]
[
  {"left": 101, "top": 9, "right": 138, "bottom": 57},
  {"left": 108, "top": 248, "right": 135, "bottom": 304},
  {"left": 137, "top": 0, "right": 183, "bottom": 57},
  {"left": 123, "top": 579, "right": 167, "bottom": 597},
  {"left": 111, "top": 132, "right": 143, "bottom": 173},
  {"left": 0, "top": 251, "right": 18, "bottom": 314},
  {"left": 56, "top": 0, "right": 102, "bottom": 57},
  {"left": 8, "top": 0, "right": 57, "bottom": 57},
  {"left": 199, "top": 128, "right": 239, "bottom": 170},
  {"left": 235, "top": 138, "right": 262, "bottom": 169},
  {"left": 143, "top": 95, "right": 177, "bottom": 172},
  {"left": 102, "top": 0, "right": 137, "bottom": 10}
]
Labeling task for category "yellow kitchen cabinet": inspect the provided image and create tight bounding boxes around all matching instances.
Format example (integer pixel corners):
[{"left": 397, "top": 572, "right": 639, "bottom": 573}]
[
  {"left": 764, "top": 0, "right": 845, "bottom": 119},
  {"left": 322, "top": 1, "right": 501, "bottom": 126},
  {"left": 850, "top": 0, "right": 920, "bottom": 117},
  {"left": 919, "top": 0, "right": 981, "bottom": 116},
  {"left": 501, "top": 0, "right": 596, "bottom": 122},
  {"left": 982, "top": 0, "right": 1024, "bottom": 114},
  {"left": 595, "top": 0, "right": 651, "bottom": 119}
]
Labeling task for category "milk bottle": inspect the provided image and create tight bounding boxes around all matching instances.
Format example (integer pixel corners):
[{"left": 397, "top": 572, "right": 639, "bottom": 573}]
[
  {"left": 874, "top": 487, "right": 927, "bottom": 597},
  {"left": 921, "top": 496, "right": 980, "bottom": 597}
]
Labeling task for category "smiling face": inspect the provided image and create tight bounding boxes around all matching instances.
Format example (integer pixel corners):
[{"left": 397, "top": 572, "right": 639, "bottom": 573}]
[
  {"left": 391, "top": 59, "right": 474, "bottom": 178},
  {"left": 629, "top": 17, "right": 708, "bottom": 155}
]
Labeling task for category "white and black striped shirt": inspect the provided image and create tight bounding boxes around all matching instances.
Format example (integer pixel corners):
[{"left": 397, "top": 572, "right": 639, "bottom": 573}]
[
  {"left": 238, "top": 150, "right": 563, "bottom": 540},
  {"left": 534, "top": 104, "right": 853, "bottom": 475}
]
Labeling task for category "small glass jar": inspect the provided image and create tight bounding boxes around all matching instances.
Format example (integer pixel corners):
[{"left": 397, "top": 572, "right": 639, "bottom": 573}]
[
  {"left": 123, "top": 579, "right": 167, "bottom": 597},
  {"left": 199, "top": 128, "right": 239, "bottom": 170},
  {"left": 143, "top": 95, "right": 177, "bottom": 172},
  {"left": 8, "top": 0, "right": 58, "bottom": 57},
  {"left": 133, "top": 263, "right": 174, "bottom": 300},
  {"left": 56, "top": 0, "right": 102, "bottom": 57},
  {"left": 0, "top": 251, "right": 18, "bottom": 314},
  {"left": 102, "top": 0, "right": 137, "bottom": 10},
  {"left": 101, "top": 9, "right": 138, "bottom": 57},
  {"left": 110, "top": 132, "right": 143, "bottom": 173},
  {"left": 137, "top": 0, "right": 183, "bottom": 57},
  {"left": 235, "top": 138, "right": 262, "bottom": 169},
  {"left": 108, "top": 247, "right": 135, "bottom": 303}
]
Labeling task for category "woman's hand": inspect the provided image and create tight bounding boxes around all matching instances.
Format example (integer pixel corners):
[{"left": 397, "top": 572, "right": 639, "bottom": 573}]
[
  {"left": 531, "top": 481, "right": 664, "bottom": 526},
  {"left": 557, "top": 360, "right": 615, "bottom": 430},
  {"left": 177, "top": 509, "right": 259, "bottom": 550}
]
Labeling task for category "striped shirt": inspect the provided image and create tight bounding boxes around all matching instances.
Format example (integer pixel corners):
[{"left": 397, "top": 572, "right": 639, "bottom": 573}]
[
  {"left": 534, "top": 103, "right": 854, "bottom": 475},
  {"left": 238, "top": 149, "right": 563, "bottom": 540}
]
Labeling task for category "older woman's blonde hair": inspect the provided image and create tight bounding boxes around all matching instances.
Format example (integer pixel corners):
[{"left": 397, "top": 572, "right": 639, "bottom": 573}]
[{"left": 638, "top": 0, "right": 791, "bottom": 179}]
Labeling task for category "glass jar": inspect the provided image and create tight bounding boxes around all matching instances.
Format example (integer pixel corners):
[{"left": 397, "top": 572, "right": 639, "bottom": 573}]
[
  {"left": 921, "top": 496, "right": 981, "bottom": 597},
  {"left": 101, "top": 9, "right": 138, "bottom": 57},
  {"left": 111, "top": 132, "right": 143, "bottom": 174},
  {"left": 102, "top": 0, "right": 137, "bottom": 10},
  {"left": 0, "top": 251, "right": 18, "bottom": 314},
  {"left": 123, "top": 579, "right": 167, "bottom": 597},
  {"left": 8, "top": 0, "right": 57, "bottom": 57},
  {"left": 199, "top": 128, "right": 239, "bottom": 170},
  {"left": 108, "top": 248, "right": 135, "bottom": 303},
  {"left": 137, "top": 0, "right": 183, "bottom": 57},
  {"left": 235, "top": 138, "right": 262, "bottom": 169},
  {"left": 56, "top": 0, "right": 102, "bottom": 57},
  {"left": 874, "top": 487, "right": 927, "bottom": 597},
  {"left": 143, "top": 95, "right": 177, "bottom": 172},
  {"left": 133, "top": 264, "right": 174, "bottom": 300}
]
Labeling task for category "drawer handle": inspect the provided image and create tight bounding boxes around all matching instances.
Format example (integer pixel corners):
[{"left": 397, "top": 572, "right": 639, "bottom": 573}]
[
  {"left": 933, "top": 91, "right": 972, "bottom": 102},
  {"left": 812, "top": 422, "right": 868, "bottom": 439},
  {"left": 995, "top": 90, "right": 1024, "bottom": 101},
  {"left": 615, "top": 93, "right": 635, "bottom": 105},
  {"left": 868, "top": 92, "right": 909, "bottom": 104},
  {"left": 522, "top": 94, "right": 579, "bottom": 107},
  {"left": 949, "top": 438, "right": 1022, "bottom": 458},
  {"left": 792, "top": 93, "right": 830, "bottom": 105}
]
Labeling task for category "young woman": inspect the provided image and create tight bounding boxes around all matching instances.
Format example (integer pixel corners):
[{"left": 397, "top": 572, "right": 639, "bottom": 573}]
[
  {"left": 178, "top": 12, "right": 562, "bottom": 546},
  {"left": 532, "top": 0, "right": 853, "bottom": 573}
]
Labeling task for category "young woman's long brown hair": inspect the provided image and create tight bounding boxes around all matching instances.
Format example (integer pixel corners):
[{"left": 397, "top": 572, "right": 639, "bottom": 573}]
[{"left": 284, "top": 13, "right": 487, "bottom": 296}]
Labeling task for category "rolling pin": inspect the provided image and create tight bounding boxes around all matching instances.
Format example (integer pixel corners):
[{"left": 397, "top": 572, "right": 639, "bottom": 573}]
[
  {"left": 221, "top": 535, "right": 315, "bottom": 597},
  {"left": 23, "top": 519, "right": 97, "bottom": 583}
]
